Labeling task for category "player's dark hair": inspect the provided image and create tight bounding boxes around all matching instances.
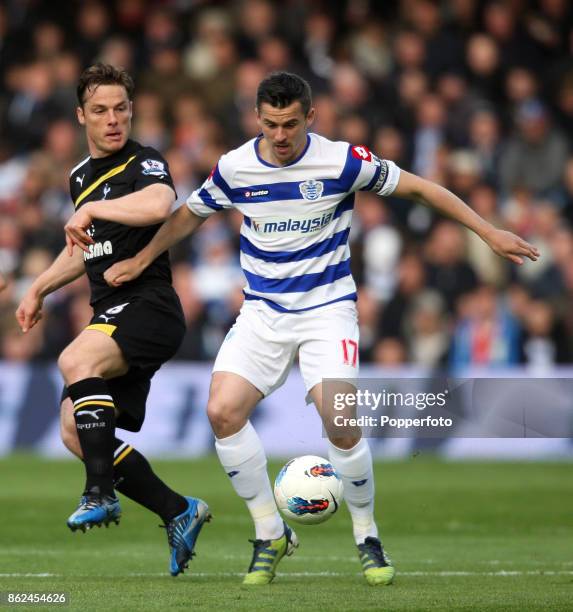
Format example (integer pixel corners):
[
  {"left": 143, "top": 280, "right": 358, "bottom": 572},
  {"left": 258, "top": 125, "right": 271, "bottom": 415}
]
[
  {"left": 77, "top": 63, "right": 134, "bottom": 106},
  {"left": 256, "top": 71, "right": 312, "bottom": 116}
]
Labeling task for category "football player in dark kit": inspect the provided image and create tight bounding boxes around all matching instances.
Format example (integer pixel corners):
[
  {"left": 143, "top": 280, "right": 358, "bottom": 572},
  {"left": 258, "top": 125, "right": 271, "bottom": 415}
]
[{"left": 15, "top": 64, "right": 210, "bottom": 576}]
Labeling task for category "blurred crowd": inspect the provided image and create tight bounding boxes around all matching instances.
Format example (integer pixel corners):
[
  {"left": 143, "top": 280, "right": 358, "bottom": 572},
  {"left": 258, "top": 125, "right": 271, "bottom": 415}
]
[{"left": 0, "top": 0, "right": 572, "bottom": 370}]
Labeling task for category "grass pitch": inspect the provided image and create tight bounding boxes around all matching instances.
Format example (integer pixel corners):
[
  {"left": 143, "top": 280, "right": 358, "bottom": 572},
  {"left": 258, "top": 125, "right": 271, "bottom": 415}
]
[{"left": 0, "top": 455, "right": 571, "bottom": 611}]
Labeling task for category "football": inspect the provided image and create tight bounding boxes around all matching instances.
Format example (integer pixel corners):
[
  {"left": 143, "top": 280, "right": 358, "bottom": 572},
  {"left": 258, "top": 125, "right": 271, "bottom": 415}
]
[{"left": 274, "top": 455, "right": 344, "bottom": 525}]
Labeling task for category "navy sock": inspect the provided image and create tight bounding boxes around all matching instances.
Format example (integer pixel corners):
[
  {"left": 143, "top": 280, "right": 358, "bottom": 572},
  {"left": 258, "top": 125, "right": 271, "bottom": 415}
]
[
  {"left": 69, "top": 377, "right": 116, "bottom": 497},
  {"left": 113, "top": 439, "right": 188, "bottom": 523}
]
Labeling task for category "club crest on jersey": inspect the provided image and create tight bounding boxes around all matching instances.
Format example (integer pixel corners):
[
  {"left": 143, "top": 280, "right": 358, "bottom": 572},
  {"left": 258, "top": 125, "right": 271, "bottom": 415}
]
[
  {"left": 299, "top": 179, "right": 324, "bottom": 201},
  {"left": 141, "top": 159, "right": 167, "bottom": 177}
]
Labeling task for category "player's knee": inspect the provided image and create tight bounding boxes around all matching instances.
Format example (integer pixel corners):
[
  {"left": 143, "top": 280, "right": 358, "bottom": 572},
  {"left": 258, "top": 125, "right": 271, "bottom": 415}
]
[
  {"left": 207, "top": 397, "right": 245, "bottom": 437},
  {"left": 57, "top": 347, "right": 78, "bottom": 379},
  {"left": 57, "top": 347, "right": 96, "bottom": 382}
]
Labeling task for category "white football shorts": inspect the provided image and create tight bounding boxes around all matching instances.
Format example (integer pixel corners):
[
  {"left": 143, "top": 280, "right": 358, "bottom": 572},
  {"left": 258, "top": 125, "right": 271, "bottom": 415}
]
[{"left": 213, "top": 299, "right": 360, "bottom": 398}]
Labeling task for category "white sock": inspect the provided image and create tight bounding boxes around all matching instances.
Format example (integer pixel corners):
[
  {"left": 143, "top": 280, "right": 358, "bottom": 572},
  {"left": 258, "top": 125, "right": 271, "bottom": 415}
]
[
  {"left": 328, "top": 438, "right": 378, "bottom": 545},
  {"left": 215, "top": 421, "right": 284, "bottom": 541}
]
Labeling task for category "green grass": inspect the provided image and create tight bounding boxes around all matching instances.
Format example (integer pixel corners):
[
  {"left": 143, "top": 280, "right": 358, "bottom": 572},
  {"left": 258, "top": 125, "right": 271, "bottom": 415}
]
[{"left": 0, "top": 455, "right": 571, "bottom": 611}]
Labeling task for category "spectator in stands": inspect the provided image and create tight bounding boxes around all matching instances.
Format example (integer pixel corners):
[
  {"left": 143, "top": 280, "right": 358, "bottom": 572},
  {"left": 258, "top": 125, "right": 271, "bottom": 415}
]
[
  {"left": 411, "top": 93, "right": 446, "bottom": 180},
  {"left": 75, "top": 2, "right": 110, "bottom": 68},
  {"left": 465, "top": 34, "right": 503, "bottom": 106},
  {"left": 372, "top": 337, "right": 408, "bottom": 367},
  {"left": 405, "top": 290, "right": 449, "bottom": 368},
  {"left": 467, "top": 108, "right": 502, "bottom": 187},
  {"left": 424, "top": 221, "right": 478, "bottom": 313},
  {"left": 377, "top": 251, "right": 426, "bottom": 341},
  {"left": 500, "top": 99, "right": 569, "bottom": 198},
  {"left": 521, "top": 300, "right": 570, "bottom": 366},
  {"left": 450, "top": 285, "right": 521, "bottom": 368}
]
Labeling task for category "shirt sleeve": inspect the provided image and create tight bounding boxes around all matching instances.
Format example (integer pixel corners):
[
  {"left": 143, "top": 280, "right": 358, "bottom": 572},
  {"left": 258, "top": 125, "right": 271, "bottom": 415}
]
[
  {"left": 350, "top": 144, "right": 401, "bottom": 197},
  {"left": 369, "top": 159, "right": 400, "bottom": 196},
  {"left": 68, "top": 175, "right": 77, "bottom": 206},
  {"left": 186, "top": 156, "right": 234, "bottom": 218},
  {"left": 133, "top": 148, "right": 177, "bottom": 197}
]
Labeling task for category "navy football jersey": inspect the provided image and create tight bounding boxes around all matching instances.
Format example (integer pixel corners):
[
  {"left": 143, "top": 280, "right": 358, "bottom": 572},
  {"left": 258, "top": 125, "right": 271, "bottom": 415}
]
[{"left": 69, "top": 140, "right": 176, "bottom": 306}]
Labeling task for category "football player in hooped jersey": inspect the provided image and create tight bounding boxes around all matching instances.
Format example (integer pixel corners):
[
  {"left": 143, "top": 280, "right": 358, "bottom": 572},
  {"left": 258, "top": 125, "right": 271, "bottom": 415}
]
[
  {"left": 15, "top": 64, "right": 210, "bottom": 576},
  {"left": 99, "top": 72, "right": 539, "bottom": 586}
]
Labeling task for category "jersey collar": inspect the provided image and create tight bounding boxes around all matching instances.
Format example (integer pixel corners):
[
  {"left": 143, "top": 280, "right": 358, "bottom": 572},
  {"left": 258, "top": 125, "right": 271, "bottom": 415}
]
[{"left": 90, "top": 139, "right": 139, "bottom": 172}]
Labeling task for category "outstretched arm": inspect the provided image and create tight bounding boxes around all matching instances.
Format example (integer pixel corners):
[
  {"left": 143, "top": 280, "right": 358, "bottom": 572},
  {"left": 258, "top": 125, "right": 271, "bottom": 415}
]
[
  {"left": 104, "top": 204, "right": 206, "bottom": 287},
  {"left": 65, "top": 184, "right": 175, "bottom": 254},
  {"left": 393, "top": 170, "right": 540, "bottom": 265},
  {"left": 16, "top": 247, "right": 85, "bottom": 332}
]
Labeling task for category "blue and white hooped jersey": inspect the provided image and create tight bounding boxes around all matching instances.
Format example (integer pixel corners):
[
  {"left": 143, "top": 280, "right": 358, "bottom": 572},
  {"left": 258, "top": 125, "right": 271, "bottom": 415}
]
[{"left": 186, "top": 132, "right": 401, "bottom": 313}]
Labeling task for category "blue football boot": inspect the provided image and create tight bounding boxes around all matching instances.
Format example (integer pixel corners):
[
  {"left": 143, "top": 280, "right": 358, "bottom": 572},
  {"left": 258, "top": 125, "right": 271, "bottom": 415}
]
[
  {"left": 163, "top": 497, "right": 211, "bottom": 576},
  {"left": 67, "top": 494, "right": 122, "bottom": 532}
]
